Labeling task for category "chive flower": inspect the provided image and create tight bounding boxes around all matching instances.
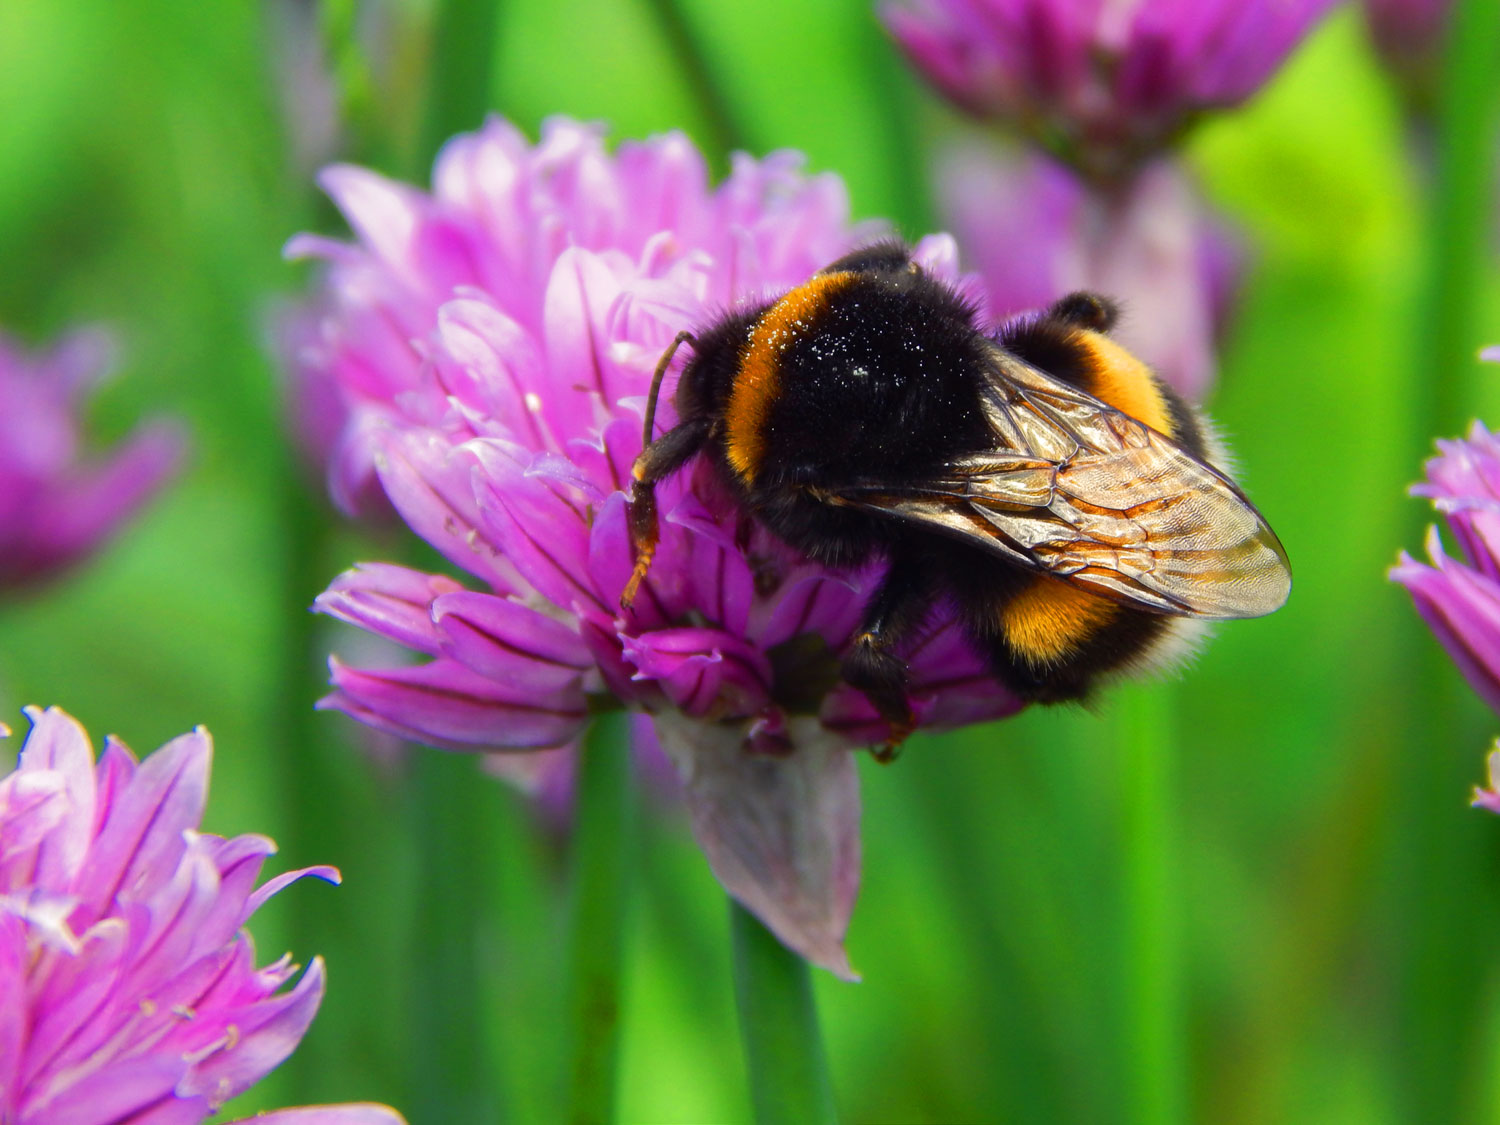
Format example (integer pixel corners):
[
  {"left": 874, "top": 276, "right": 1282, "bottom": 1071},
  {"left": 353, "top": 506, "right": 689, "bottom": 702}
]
[
  {"left": 284, "top": 117, "right": 1023, "bottom": 975},
  {"left": 0, "top": 706, "right": 406, "bottom": 1124},
  {"left": 883, "top": 0, "right": 1339, "bottom": 183},
  {"left": 0, "top": 329, "right": 183, "bottom": 591}
]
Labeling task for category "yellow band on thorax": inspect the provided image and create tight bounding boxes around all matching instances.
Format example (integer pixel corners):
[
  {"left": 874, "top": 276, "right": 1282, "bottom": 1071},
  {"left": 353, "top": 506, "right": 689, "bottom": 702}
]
[{"left": 725, "top": 271, "right": 856, "bottom": 482}]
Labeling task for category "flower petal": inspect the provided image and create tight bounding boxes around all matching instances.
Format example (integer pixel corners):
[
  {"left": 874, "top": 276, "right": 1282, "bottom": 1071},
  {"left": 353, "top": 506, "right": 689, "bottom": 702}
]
[
  {"left": 315, "top": 563, "right": 465, "bottom": 655},
  {"left": 322, "top": 657, "right": 588, "bottom": 750}
]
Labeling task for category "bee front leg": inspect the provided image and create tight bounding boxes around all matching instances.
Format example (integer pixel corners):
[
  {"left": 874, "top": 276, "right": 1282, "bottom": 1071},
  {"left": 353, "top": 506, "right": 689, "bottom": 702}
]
[
  {"left": 621, "top": 417, "right": 711, "bottom": 609},
  {"left": 841, "top": 547, "right": 937, "bottom": 761}
]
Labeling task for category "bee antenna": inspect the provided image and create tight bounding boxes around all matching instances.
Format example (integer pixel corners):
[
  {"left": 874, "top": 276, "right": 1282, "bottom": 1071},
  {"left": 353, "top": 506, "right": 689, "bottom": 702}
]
[{"left": 642, "top": 330, "right": 696, "bottom": 448}]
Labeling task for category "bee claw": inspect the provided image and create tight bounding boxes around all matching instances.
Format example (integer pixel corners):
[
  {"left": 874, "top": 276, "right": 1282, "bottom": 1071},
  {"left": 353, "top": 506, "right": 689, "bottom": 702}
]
[
  {"left": 870, "top": 708, "right": 914, "bottom": 764},
  {"left": 620, "top": 553, "right": 652, "bottom": 610}
]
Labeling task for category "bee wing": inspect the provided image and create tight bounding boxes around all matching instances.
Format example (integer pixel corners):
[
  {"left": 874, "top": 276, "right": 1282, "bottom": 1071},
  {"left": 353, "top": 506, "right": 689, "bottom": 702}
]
[{"left": 829, "top": 348, "right": 1291, "bottom": 619}]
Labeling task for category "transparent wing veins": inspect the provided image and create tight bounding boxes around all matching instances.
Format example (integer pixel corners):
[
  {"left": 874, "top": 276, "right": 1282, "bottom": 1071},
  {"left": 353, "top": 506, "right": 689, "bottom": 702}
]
[{"left": 830, "top": 349, "right": 1291, "bottom": 619}]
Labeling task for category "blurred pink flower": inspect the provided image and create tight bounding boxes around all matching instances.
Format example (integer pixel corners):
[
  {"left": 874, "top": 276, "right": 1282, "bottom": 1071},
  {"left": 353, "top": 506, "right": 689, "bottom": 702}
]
[
  {"left": 1392, "top": 419, "right": 1500, "bottom": 715},
  {"left": 0, "top": 705, "right": 406, "bottom": 1125},
  {"left": 939, "top": 145, "right": 1241, "bottom": 400},
  {"left": 287, "top": 117, "right": 1023, "bottom": 975},
  {"left": 883, "top": 0, "right": 1338, "bottom": 182},
  {"left": 0, "top": 330, "right": 184, "bottom": 591}
]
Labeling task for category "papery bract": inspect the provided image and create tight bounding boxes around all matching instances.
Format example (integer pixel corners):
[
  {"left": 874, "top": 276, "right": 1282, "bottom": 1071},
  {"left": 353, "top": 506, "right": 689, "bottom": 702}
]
[
  {"left": 0, "top": 706, "right": 406, "bottom": 1124},
  {"left": 287, "top": 117, "right": 1023, "bottom": 974}
]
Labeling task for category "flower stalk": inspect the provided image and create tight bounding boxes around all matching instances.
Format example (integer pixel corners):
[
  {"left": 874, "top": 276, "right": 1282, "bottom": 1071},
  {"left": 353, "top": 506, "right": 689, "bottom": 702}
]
[
  {"left": 1117, "top": 684, "right": 1186, "bottom": 1125},
  {"left": 1408, "top": 0, "right": 1500, "bottom": 455},
  {"left": 418, "top": 0, "right": 502, "bottom": 167},
  {"left": 401, "top": 6, "right": 506, "bottom": 1119},
  {"left": 1392, "top": 1, "right": 1500, "bottom": 1118},
  {"left": 565, "top": 711, "right": 635, "bottom": 1125},
  {"left": 410, "top": 752, "right": 504, "bottom": 1122},
  {"left": 731, "top": 901, "right": 840, "bottom": 1125}
]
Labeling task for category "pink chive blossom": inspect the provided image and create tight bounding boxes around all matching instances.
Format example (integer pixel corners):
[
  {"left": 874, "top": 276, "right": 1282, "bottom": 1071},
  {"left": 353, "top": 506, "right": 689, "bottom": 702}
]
[
  {"left": 0, "top": 706, "right": 406, "bottom": 1125},
  {"left": 1392, "top": 417, "right": 1500, "bottom": 716},
  {"left": 882, "top": 0, "right": 1339, "bottom": 182},
  {"left": 284, "top": 117, "right": 1023, "bottom": 976},
  {"left": 938, "top": 145, "right": 1241, "bottom": 401},
  {"left": 0, "top": 329, "right": 184, "bottom": 592}
]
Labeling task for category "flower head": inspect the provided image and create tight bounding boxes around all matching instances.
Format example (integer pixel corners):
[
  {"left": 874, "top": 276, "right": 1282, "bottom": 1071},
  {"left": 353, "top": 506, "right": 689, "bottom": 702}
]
[
  {"left": 1393, "top": 414, "right": 1500, "bottom": 713},
  {"left": 287, "top": 117, "right": 1022, "bottom": 975},
  {"left": 883, "top": 0, "right": 1338, "bottom": 182},
  {"left": 938, "top": 145, "right": 1241, "bottom": 400},
  {"left": 0, "top": 706, "right": 405, "bottom": 1124},
  {"left": 0, "top": 329, "right": 184, "bottom": 592}
]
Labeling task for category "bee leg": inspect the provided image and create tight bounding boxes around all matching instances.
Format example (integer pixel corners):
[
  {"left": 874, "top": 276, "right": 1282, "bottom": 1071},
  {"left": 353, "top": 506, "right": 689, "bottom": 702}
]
[
  {"left": 622, "top": 417, "right": 711, "bottom": 609},
  {"left": 1048, "top": 291, "right": 1118, "bottom": 332},
  {"left": 841, "top": 548, "right": 937, "bottom": 761}
]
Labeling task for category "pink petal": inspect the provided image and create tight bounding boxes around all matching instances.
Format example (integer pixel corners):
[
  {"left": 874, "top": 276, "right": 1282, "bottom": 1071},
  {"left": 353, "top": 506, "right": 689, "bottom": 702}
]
[
  {"left": 21, "top": 1055, "right": 187, "bottom": 1125},
  {"left": 14, "top": 706, "right": 97, "bottom": 889},
  {"left": 178, "top": 958, "right": 327, "bottom": 1103},
  {"left": 321, "top": 657, "right": 588, "bottom": 750},
  {"left": 245, "top": 864, "right": 341, "bottom": 918},
  {"left": 432, "top": 589, "right": 591, "bottom": 689},
  {"left": 71, "top": 727, "right": 211, "bottom": 925},
  {"left": 622, "top": 628, "right": 772, "bottom": 719},
  {"left": 374, "top": 429, "right": 520, "bottom": 592},
  {"left": 315, "top": 563, "right": 465, "bottom": 655}
]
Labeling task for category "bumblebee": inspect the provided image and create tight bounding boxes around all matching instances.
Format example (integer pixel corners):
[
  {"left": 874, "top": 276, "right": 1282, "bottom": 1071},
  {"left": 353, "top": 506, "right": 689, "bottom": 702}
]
[{"left": 622, "top": 241, "right": 1289, "bottom": 743}]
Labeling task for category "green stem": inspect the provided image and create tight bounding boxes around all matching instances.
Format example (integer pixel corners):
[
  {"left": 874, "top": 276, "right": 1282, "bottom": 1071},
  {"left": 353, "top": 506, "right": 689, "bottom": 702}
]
[
  {"left": 272, "top": 447, "right": 354, "bottom": 1101},
  {"left": 1407, "top": 0, "right": 1500, "bottom": 455},
  {"left": 852, "top": 0, "right": 934, "bottom": 236},
  {"left": 316, "top": 0, "right": 392, "bottom": 170},
  {"left": 398, "top": 2, "right": 507, "bottom": 1114},
  {"left": 417, "top": 0, "right": 503, "bottom": 171},
  {"left": 639, "top": 0, "right": 752, "bottom": 163},
  {"left": 410, "top": 752, "right": 504, "bottom": 1121},
  {"left": 1392, "top": 0, "right": 1500, "bottom": 1117},
  {"left": 730, "top": 901, "right": 839, "bottom": 1125},
  {"left": 1118, "top": 684, "right": 1186, "bottom": 1125},
  {"left": 565, "top": 712, "right": 634, "bottom": 1125}
]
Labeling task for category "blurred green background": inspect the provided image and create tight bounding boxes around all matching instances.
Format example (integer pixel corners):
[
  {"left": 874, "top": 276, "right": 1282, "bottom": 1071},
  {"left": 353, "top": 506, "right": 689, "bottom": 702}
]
[{"left": 3, "top": 1, "right": 1500, "bottom": 1122}]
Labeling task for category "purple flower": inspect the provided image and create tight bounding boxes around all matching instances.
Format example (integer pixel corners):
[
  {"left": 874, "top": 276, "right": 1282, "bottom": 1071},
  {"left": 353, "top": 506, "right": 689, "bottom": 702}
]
[
  {"left": 0, "top": 706, "right": 406, "bottom": 1124},
  {"left": 1362, "top": 0, "right": 1452, "bottom": 111},
  {"left": 287, "top": 117, "right": 1022, "bottom": 975},
  {"left": 1393, "top": 416, "right": 1500, "bottom": 713},
  {"left": 883, "top": 0, "right": 1339, "bottom": 181},
  {"left": 0, "top": 329, "right": 184, "bottom": 591},
  {"left": 938, "top": 145, "right": 1241, "bottom": 400}
]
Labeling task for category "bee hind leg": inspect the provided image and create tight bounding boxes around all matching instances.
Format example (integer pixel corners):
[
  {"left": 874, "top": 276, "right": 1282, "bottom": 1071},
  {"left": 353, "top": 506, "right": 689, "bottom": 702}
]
[
  {"left": 622, "top": 417, "right": 711, "bottom": 609},
  {"left": 841, "top": 547, "right": 937, "bottom": 761}
]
